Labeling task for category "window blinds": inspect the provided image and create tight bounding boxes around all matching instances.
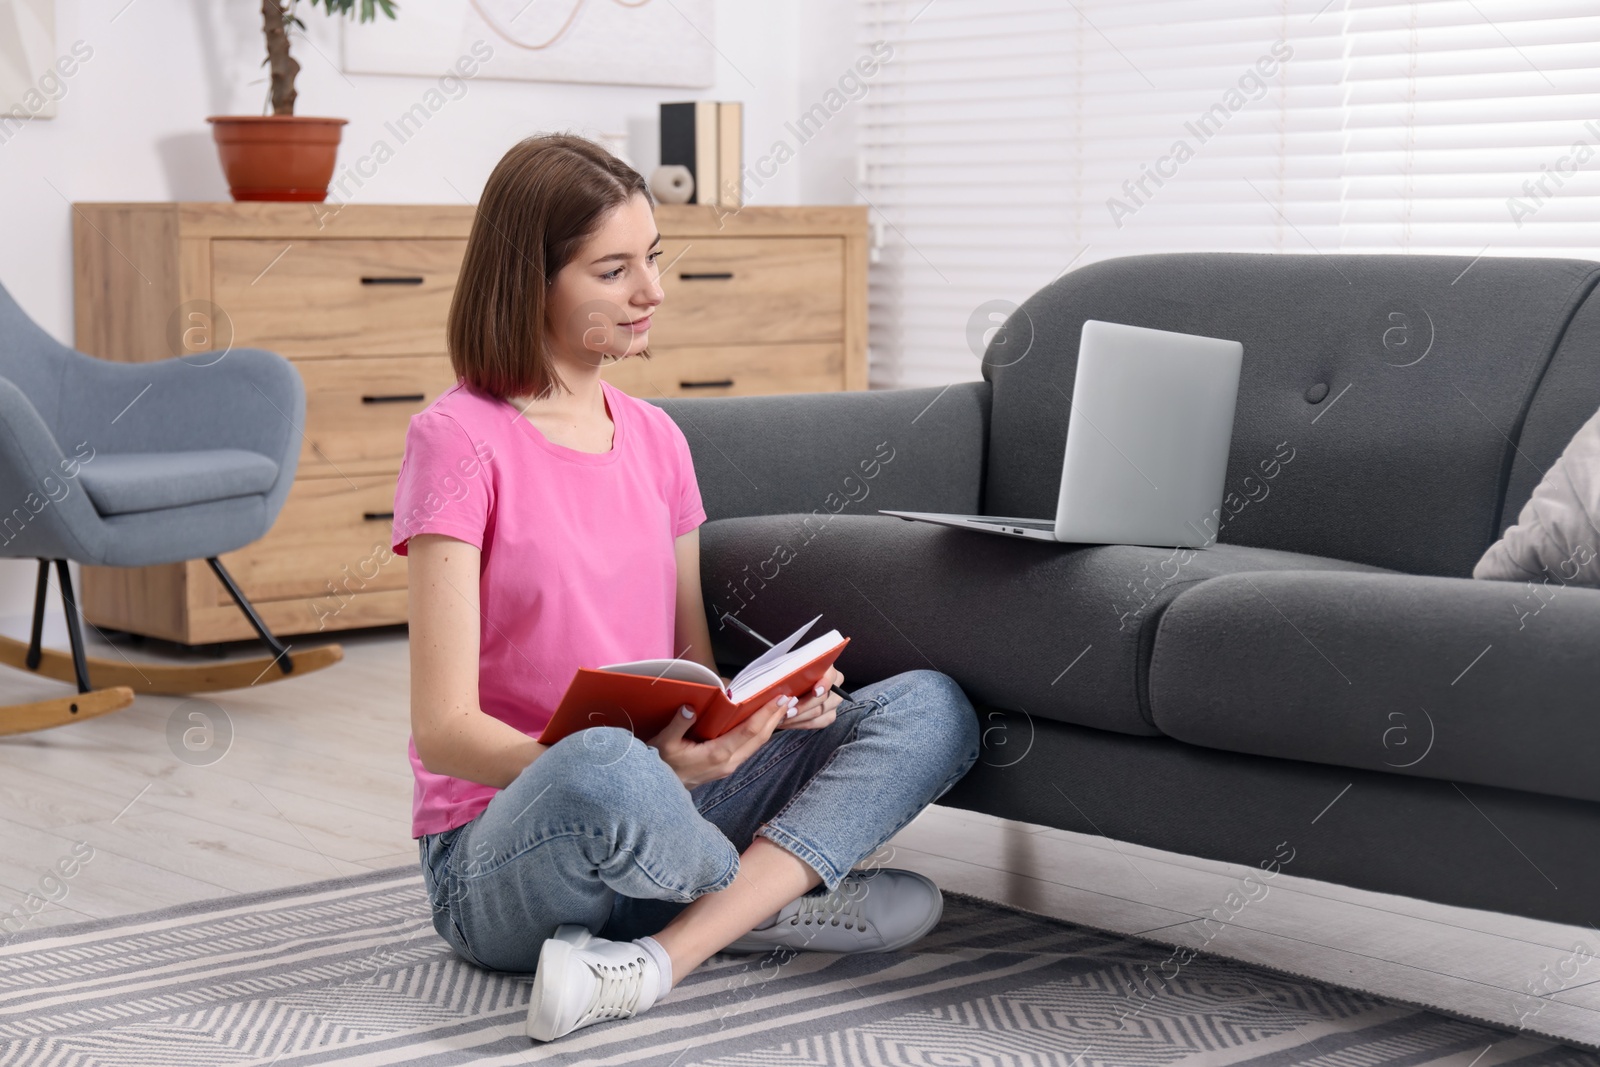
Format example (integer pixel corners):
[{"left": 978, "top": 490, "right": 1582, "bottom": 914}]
[
  {"left": 1338, "top": 3, "right": 1600, "bottom": 256},
  {"left": 855, "top": 0, "right": 1600, "bottom": 387}
]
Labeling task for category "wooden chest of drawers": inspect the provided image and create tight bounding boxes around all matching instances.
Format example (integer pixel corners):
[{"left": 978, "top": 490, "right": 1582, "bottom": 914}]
[{"left": 71, "top": 202, "right": 868, "bottom": 644}]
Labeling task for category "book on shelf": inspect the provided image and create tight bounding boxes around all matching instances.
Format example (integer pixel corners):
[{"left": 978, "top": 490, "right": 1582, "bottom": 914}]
[
  {"left": 659, "top": 100, "right": 742, "bottom": 208},
  {"left": 537, "top": 614, "right": 849, "bottom": 746},
  {"left": 716, "top": 101, "right": 742, "bottom": 209}
]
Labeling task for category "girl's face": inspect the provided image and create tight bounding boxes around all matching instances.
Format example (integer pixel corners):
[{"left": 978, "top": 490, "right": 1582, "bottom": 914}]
[{"left": 544, "top": 192, "right": 665, "bottom": 371}]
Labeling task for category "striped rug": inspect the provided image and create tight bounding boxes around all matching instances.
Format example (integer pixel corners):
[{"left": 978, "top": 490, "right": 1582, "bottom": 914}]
[{"left": 0, "top": 864, "right": 1591, "bottom": 1066}]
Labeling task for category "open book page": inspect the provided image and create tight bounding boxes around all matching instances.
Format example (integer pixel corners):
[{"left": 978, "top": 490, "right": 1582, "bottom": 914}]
[
  {"left": 725, "top": 614, "right": 821, "bottom": 692},
  {"left": 596, "top": 657, "right": 723, "bottom": 688},
  {"left": 598, "top": 614, "right": 830, "bottom": 699},
  {"left": 726, "top": 628, "right": 844, "bottom": 704}
]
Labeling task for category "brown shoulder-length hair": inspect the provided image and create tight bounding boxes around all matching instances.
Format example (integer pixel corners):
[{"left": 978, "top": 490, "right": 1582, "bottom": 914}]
[{"left": 448, "top": 133, "right": 654, "bottom": 402}]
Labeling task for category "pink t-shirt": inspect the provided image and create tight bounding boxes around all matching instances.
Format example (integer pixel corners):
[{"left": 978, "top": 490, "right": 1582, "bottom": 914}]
[{"left": 391, "top": 377, "right": 707, "bottom": 837}]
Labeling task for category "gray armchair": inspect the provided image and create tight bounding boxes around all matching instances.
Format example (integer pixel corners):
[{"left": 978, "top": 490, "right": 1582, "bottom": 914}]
[{"left": 0, "top": 281, "right": 342, "bottom": 735}]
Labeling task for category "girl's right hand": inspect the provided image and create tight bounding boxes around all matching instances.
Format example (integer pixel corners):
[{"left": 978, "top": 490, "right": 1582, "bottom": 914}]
[{"left": 647, "top": 693, "right": 795, "bottom": 789}]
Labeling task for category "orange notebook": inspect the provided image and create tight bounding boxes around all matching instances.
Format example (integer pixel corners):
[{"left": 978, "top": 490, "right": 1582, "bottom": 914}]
[{"left": 538, "top": 615, "right": 850, "bottom": 746}]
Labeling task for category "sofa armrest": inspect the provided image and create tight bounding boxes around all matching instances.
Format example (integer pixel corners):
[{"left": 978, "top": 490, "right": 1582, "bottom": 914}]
[
  {"left": 1149, "top": 569, "right": 1600, "bottom": 805},
  {"left": 649, "top": 381, "right": 990, "bottom": 522}
]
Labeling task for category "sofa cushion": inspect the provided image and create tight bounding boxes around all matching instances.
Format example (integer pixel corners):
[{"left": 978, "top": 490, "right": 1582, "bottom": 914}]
[
  {"left": 78, "top": 449, "right": 279, "bottom": 516},
  {"left": 1149, "top": 570, "right": 1600, "bottom": 804},
  {"left": 982, "top": 252, "right": 1600, "bottom": 576},
  {"left": 700, "top": 513, "right": 1385, "bottom": 737}
]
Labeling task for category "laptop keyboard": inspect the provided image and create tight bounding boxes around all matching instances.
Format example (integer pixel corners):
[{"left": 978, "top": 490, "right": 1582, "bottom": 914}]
[{"left": 971, "top": 518, "right": 1056, "bottom": 530}]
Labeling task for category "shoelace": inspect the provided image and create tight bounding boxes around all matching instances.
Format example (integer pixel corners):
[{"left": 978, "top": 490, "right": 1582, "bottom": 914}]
[
  {"left": 579, "top": 952, "right": 648, "bottom": 1023},
  {"left": 789, "top": 877, "right": 872, "bottom": 931}
]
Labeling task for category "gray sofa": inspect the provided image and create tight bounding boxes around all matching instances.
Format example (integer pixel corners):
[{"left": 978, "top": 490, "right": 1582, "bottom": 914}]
[{"left": 652, "top": 252, "right": 1600, "bottom": 928}]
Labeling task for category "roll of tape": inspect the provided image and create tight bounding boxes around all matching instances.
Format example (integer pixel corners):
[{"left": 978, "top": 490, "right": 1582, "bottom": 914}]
[{"left": 650, "top": 164, "right": 695, "bottom": 205}]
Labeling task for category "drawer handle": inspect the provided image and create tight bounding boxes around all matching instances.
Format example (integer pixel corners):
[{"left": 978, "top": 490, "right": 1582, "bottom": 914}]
[
  {"left": 361, "top": 393, "right": 427, "bottom": 404},
  {"left": 681, "top": 378, "right": 734, "bottom": 389},
  {"left": 679, "top": 272, "right": 734, "bottom": 281},
  {"left": 360, "top": 276, "right": 425, "bottom": 285},
  {"left": 363, "top": 511, "right": 395, "bottom": 521}
]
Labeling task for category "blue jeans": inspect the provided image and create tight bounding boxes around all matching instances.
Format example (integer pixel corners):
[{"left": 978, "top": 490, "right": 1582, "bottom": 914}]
[{"left": 418, "top": 669, "right": 980, "bottom": 973}]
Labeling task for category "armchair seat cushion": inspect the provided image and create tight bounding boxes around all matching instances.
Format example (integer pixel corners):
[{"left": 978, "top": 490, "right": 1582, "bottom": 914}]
[
  {"left": 700, "top": 514, "right": 1385, "bottom": 737},
  {"left": 78, "top": 450, "right": 280, "bottom": 516}
]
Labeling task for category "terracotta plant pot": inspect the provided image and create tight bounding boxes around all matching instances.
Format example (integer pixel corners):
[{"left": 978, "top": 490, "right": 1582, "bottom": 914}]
[{"left": 206, "top": 116, "right": 348, "bottom": 202}]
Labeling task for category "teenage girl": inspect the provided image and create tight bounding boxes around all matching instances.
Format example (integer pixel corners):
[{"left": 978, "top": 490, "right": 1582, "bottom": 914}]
[{"left": 395, "top": 133, "right": 980, "bottom": 1043}]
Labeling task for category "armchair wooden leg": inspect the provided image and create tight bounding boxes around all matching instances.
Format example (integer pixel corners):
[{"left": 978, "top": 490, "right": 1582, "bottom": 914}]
[
  {"left": 0, "top": 559, "right": 136, "bottom": 735},
  {"left": 0, "top": 687, "right": 135, "bottom": 737}
]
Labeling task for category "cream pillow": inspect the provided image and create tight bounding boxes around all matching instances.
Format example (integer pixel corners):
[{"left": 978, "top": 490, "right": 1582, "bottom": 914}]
[{"left": 1475, "top": 406, "right": 1600, "bottom": 585}]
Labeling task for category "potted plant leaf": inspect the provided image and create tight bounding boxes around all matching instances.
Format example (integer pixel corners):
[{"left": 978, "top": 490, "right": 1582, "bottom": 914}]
[{"left": 208, "top": 1, "right": 398, "bottom": 202}]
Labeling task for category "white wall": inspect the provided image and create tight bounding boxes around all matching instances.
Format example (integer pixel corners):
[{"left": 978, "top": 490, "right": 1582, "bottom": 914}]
[{"left": 0, "top": 0, "right": 871, "bottom": 626}]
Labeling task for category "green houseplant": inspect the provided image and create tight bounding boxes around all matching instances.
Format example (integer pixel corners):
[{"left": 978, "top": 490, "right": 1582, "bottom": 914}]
[{"left": 208, "top": 1, "right": 399, "bottom": 202}]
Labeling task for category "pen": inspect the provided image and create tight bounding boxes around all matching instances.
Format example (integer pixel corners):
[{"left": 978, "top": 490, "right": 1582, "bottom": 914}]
[{"left": 719, "top": 611, "right": 856, "bottom": 704}]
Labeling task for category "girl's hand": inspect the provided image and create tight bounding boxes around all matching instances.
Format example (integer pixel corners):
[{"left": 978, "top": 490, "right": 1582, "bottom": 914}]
[
  {"left": 648, "top": 694, "right": 792, "bottom": 789},
  {"left": 777, "top": 667, "right": 845, "bottom": 731}
]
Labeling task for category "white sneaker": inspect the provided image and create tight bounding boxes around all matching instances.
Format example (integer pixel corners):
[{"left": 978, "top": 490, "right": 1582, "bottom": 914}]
[
  {"left": 525, "top": 930, "right": 660, "bottom": 1042},
  {"left": 722, "top": 868, "right": 943, "bottom": 955},
  {"left": 550, "top": 924, "right": 595, "bottom": 949}
]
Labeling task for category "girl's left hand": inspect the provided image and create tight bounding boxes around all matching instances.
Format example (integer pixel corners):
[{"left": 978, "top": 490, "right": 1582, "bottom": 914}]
[{"left": 776, "top": 667, "right": 845, "bottom": 731}]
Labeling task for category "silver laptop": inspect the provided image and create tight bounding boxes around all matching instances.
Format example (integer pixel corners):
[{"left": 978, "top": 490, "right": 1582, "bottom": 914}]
[{"left": 880, "top": 319, "right": 1243, "bottom": 548}]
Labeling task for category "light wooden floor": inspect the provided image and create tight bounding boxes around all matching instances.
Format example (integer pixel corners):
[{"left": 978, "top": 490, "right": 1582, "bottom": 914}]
[{"left": 2, "top": 619, "right": 1598, "bottom": 1055}]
